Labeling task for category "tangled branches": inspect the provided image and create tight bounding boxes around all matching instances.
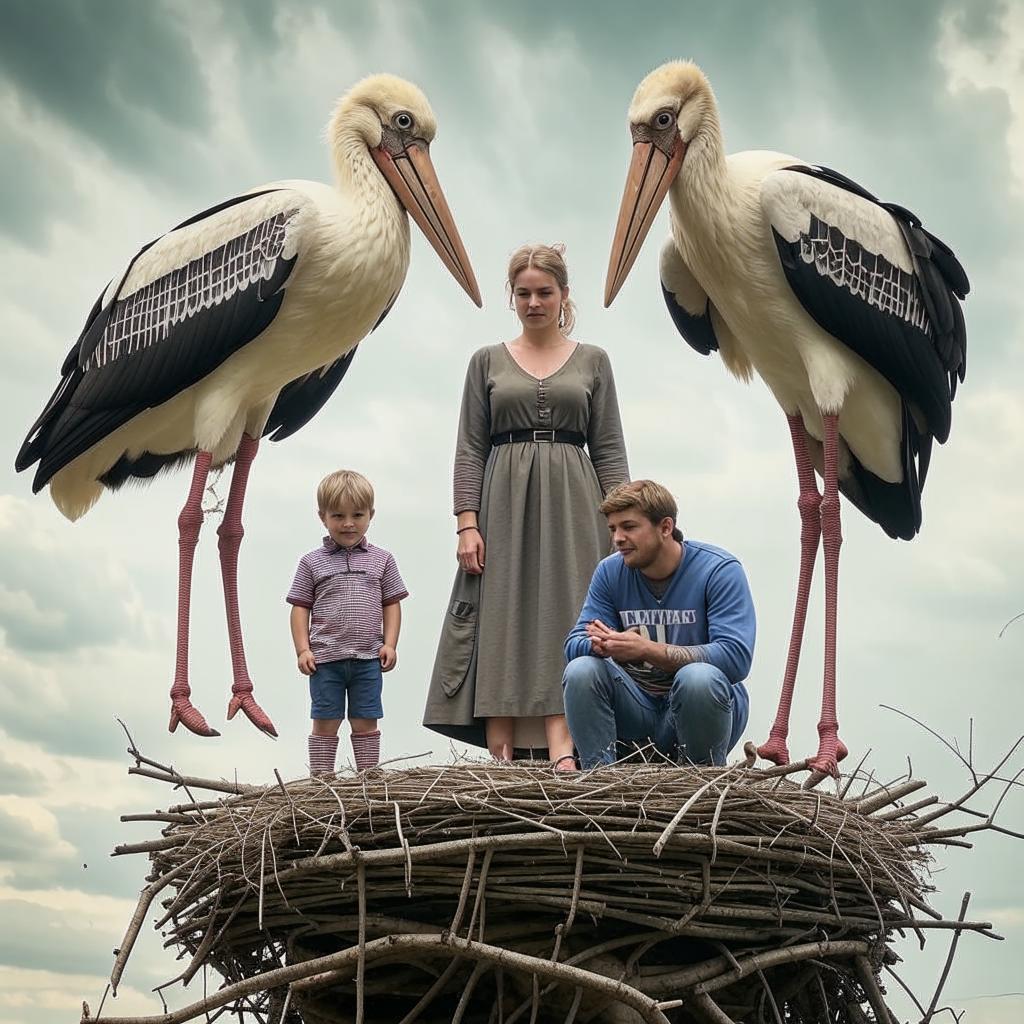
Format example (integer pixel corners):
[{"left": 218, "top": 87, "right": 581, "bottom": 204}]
[{"left": 84, "top": 735, "right": 1022, "bottom": 1024}]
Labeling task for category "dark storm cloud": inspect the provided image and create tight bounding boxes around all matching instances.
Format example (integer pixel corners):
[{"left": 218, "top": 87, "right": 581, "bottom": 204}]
[
  {"left": 0, "top": 534, "right": 124, "bottom": 654},
  {"left": 0, "top": 807, "right": 68, "bottom": 862},
  {"left": 0, "top": 128, "right": 83, "bottom": 247},
  {"left": 231, "top": 0, "right": 289, "bottom": 45},
  {"left": 0, "top": 667, "right": 151, "bottom": 762},
  {"left": 29, "top": 804, "right": 136, "bottom": 898},
  {"left": 0, "top": 800, "right": 136, "bottom": 896},
  {"left": 0, "top": 510, "right": 158, "bottom": 755},
  {"left": 0, "top": 753, "right": 48, "bottom": 797},
  {"left": 0, "top": 900, "right": 116, "bottom": 975},
  {"left": 0, "top": 0, "right": 289, "bottom": 245},
  {"left": 0, "top": 0, "right": 209, "bottom": 159},
  {"left": 947, "top": 0, "right": 1009, "bottom": 53}
]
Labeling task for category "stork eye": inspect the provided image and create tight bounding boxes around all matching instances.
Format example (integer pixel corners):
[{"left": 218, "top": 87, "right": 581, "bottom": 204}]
[
  {"left": 654, "top": 110, "right": 675, "bottom": 130},
  {"left": 392, "top": 111, "right": 414, "bottom": 131}
]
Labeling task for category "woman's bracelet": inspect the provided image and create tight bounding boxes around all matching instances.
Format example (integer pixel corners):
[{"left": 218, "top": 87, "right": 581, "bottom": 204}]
[{"left": 456, "top": 525, "right": 480, "bottom": 535}]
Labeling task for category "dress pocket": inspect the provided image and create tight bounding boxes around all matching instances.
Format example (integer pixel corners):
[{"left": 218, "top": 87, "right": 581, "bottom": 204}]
[{"left": 437, "top": 594, "right": 478, "bottom": 697}]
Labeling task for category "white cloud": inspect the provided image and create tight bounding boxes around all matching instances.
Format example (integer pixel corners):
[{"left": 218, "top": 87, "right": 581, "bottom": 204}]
[
  {"left": 0, "top": 797, "right": 75, "bottom": 864},
  {"left": 0, "top": 496, "right": 164, "bottom": 658},
  {"left": 939, "top": 3, "right": 1024, "bottom": 193},
  {"left": 0, "top": 966, "right": 153, "bottom": 1023},
  {"left": 0, "top": 885, "right": 133, "bottom": 923}
]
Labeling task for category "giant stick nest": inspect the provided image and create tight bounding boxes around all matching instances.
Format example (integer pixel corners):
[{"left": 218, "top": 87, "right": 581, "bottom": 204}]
[{"left": 93, "top": 748, "right": 1014, "bottom": 1024}]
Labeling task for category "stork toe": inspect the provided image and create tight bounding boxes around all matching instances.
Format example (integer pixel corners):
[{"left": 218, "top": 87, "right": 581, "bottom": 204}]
[
  {"left": 756, "top": 734, "right": 791, "bottom": 767},
  {"left": 169, "top": 697, "right": 220, "bottom": 738},
  {"left": 226, "top": 690, "right": 278, "bottom": 738},
  {"left": 803, "top": 738, "right": 849, "bottom": 790}
]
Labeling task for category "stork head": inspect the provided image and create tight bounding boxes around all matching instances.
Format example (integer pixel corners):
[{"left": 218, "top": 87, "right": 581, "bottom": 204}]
[
  {"left": 331, "top": 74, "right": 481, "bottom": 307},
  {"left": 605, "top": 61, "right": 716, "bottom": 306}
]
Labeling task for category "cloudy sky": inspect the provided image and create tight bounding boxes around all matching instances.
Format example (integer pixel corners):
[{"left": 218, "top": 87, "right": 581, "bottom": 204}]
[{"left": 1, "top": 0, "right": 1022, "bottom": 1021}]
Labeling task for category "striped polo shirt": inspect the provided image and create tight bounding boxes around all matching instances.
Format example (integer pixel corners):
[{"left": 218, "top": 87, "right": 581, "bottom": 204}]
[{"left": 286, "top": 536, "right": 408, "bottom": 662}]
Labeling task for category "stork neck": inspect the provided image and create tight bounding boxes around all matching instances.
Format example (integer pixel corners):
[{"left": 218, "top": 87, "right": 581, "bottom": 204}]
[
  {"left": 671, "top": 114, "right": 731, "bottom": 234},
  {"left": 331, "top": 125, "right": 405, "bottom": 232}
]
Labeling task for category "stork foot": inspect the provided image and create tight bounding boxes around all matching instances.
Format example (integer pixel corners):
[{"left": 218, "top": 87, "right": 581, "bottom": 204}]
[
  {"left": 803, "top": 738, "right": 849, "bottom": 790},
  {"left": 169, "top": 697, "right": 220, "bottom": 738},
  {"left": 756, "top": 733, "right": 791, "bottom": 767},
  {"left": 226, "top": 690, "right": 278, "bottom": 738}
]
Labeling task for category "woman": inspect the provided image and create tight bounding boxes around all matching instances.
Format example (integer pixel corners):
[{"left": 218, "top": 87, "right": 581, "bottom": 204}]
[{"left": 424, "top": 243, "right": 629, "bottom": 767}]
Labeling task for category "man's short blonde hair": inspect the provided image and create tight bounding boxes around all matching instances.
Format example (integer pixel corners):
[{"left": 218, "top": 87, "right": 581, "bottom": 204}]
[
  {"left": 317, "top": 470, "right": 374, "bottom": 513},
  {"left": 599, "top": 479, "right": 683, "bottom": 542}
]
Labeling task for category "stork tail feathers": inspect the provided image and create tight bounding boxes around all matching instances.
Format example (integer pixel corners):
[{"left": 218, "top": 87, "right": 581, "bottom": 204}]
[{"left": 841, "top": 402, "right": 925, "bottom": 541}]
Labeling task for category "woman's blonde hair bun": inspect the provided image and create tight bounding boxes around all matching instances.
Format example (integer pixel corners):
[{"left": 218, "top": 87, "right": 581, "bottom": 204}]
[{"left": 506, "top": 243, "right": 576, "bottom": 336}]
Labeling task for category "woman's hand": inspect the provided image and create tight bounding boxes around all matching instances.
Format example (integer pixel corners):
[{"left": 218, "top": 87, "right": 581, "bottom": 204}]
[{"left": 457, "top": 526, "right": 485, "bottom": 575}]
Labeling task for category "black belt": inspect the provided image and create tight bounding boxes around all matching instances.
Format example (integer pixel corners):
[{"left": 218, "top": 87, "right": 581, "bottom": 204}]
[{"left": 491, "top": 429, "right": 586, "bottom": 446}]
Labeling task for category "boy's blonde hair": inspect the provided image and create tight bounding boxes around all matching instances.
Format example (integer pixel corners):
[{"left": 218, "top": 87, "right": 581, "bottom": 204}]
[
  {"left": 599, "top": 479, "right": 684, "bottom": 542},
  {"left": 317, "top": 470, "right": 374, "bottom": 513}
]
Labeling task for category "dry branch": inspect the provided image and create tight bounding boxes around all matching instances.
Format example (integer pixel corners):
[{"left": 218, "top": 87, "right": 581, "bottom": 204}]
[{"left": 87, "top": 741, "right": 1022, "bottom": 1024}]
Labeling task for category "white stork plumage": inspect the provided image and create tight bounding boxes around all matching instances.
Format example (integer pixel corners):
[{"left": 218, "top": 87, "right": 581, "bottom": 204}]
[
  {"left": 16, "top": 74, "right": 480, "bottom": 740},
  {"left": 605, "top": 62, "right": 968, "bottom": 784}
]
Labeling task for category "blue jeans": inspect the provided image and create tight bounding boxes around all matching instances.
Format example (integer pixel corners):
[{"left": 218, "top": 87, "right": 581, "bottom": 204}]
[{"left": 562, "top": 657, "right": 747, "bottom": 769}]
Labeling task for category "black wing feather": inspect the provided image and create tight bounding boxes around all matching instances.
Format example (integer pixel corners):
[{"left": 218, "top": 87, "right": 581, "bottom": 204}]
[
  {"left": 16, "top": 292, "right": 107, "bottom": 474},
  {"left": 16, "top": 191, "right": 297, "bottom": 491},
  {"left": 773, "top": 165, "right": 968, "bottom": 444},
  {"left": 660, "top": 284, "right": 718, "bottom": 356},
  {"left": 775, "top": 165, "right": 969, "bottom": 539},
  {"left": 773, "top": 218, "right": 952, "bottom": 438},
  {"left": 263, "top": 347, "right": 358, "bottom": 443},
  {"left": 262, "top": 287, "right": 399, "bottom": 443}
]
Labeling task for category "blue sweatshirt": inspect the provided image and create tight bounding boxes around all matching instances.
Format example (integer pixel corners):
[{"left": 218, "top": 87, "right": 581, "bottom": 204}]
[{"left": 565, "top": 540, "right": 755, "bottom": 711}]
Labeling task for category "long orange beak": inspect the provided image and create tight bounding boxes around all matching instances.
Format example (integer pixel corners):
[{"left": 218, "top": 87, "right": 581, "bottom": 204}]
[
  {"left": 372, "top": 142, "right": 482, "bottom": 307},
  {"left": 604, "top": 136, "right": 685, "bottom": 307}
]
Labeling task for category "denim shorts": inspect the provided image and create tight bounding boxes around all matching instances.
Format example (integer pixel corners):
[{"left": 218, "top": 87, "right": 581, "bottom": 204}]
[{"left": 309, "top": 658, "right": 384, "bottom": 720}]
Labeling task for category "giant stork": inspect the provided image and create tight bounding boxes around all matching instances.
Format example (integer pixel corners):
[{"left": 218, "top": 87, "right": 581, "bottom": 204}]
[
  {"left": 16, "top": 74, "right": 480, "bottom": 740},
  {"left": 605, "top": 62, "right": 968, "bottom": 783}
]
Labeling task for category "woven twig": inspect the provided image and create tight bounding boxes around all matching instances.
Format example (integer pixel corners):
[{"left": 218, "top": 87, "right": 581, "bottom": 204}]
[{"left": 84, "top": 741, "right": 1021, "bottom": 1024}]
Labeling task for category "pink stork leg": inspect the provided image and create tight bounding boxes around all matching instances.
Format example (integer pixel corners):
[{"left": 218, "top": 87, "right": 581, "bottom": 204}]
[
  {"left": 169, "top": 451, "right": 219, "bottom": 737},
  {"left": 805, "top": 413, "right": 848, "bottom": 786},
  {"left": 220, "top": 433, "right": 278, "bottom": 737},
  {"left": 758, "top": 414, "right": 822, "bottom": 766}
]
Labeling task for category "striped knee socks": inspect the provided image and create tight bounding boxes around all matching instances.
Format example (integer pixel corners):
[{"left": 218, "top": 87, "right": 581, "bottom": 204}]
[
  {"left": 308, "top": 734, "right": 339, "bottom": 776},
  {"left": 350, "top": 729, "right": 381, "bottom": 771}
]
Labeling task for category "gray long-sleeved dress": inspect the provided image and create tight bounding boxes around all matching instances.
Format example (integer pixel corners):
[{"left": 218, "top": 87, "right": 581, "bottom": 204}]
[{"left": 424, "top": 342, "right": 630, "bottom": 752}]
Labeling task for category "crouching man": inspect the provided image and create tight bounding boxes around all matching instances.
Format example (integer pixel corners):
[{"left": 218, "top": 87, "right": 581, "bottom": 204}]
[{"left": 563, "top": 480, "right": 755, "bottom": 769}]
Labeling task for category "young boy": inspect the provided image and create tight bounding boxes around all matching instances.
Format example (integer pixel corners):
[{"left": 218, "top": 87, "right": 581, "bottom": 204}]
[{"left": 286, "top": 470, "right": 408, "bottom": 775}]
